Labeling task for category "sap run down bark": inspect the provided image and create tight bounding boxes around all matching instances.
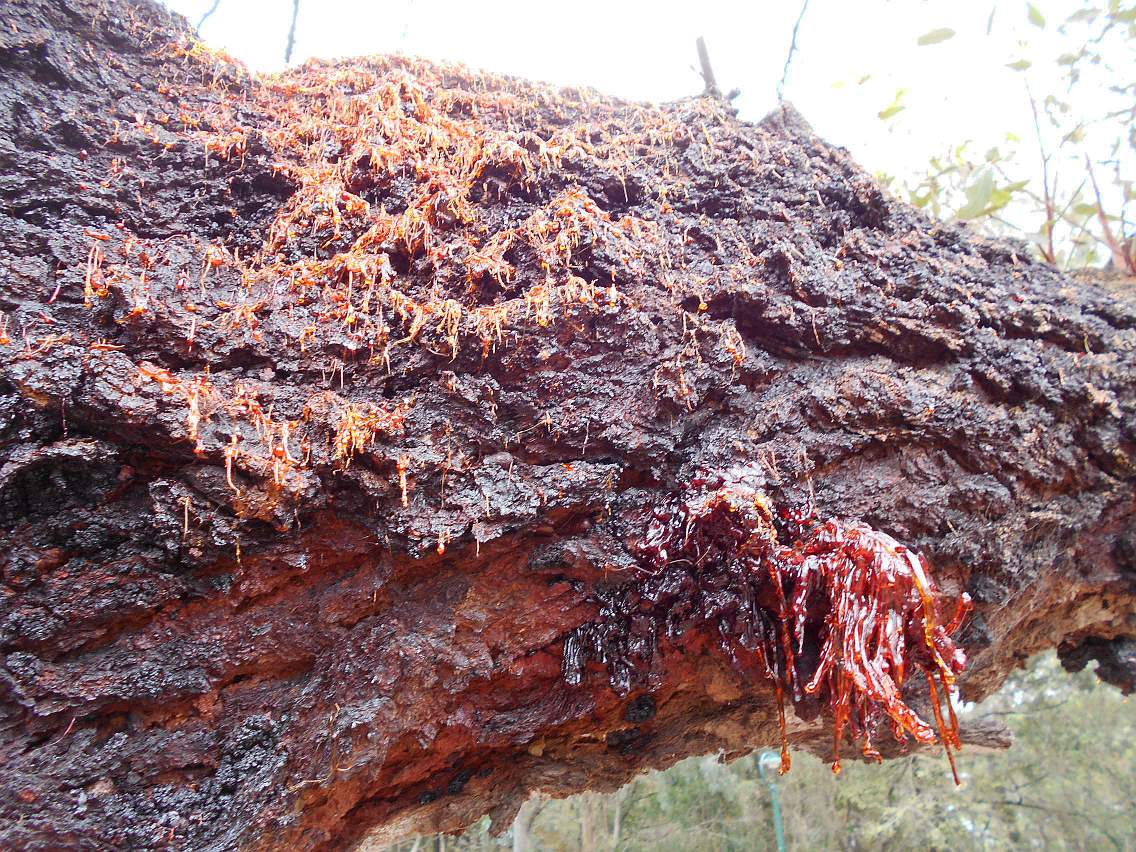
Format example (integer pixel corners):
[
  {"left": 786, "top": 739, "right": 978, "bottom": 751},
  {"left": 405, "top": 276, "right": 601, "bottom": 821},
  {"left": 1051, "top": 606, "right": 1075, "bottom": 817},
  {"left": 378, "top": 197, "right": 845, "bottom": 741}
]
[{"left": 1, "top": 1, "right": 1134, "bottom": 849}]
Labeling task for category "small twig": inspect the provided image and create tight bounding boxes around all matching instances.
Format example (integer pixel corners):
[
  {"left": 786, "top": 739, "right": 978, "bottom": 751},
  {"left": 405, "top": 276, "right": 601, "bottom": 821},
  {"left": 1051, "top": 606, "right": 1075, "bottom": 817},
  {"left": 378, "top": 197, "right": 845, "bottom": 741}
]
[
  {"left": 284, "top": 0, "right": 301, "bottom": 64},
  {"left": 777, "top": 0, "right": 811, "bottom": 102},
  {"left": 195, "top": 0, "right": 221, "bottom": 35}
]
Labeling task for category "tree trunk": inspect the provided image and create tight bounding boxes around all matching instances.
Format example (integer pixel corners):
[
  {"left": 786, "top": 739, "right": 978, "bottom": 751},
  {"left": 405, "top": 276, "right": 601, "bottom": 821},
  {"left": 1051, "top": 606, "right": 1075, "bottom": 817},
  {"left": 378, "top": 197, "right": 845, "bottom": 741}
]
[
  {"left": 579, "top": 792, "right": 600, "bottom": 852},
  {"left": 511, "top": 797, "right": 541, "bottom": 852},
  {"left": 610, "top": 783, "right": 631, "bottom": 849},
  {"left": 1, "top": 1, "right": 1133, "bottom": 850}
]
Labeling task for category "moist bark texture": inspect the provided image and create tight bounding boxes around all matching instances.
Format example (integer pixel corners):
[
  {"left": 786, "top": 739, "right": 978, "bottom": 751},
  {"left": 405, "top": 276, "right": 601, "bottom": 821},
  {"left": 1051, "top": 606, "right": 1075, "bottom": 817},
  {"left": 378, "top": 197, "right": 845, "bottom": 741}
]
[{"left": 1, "top": 1, "right": 1134, "bottom": 849}]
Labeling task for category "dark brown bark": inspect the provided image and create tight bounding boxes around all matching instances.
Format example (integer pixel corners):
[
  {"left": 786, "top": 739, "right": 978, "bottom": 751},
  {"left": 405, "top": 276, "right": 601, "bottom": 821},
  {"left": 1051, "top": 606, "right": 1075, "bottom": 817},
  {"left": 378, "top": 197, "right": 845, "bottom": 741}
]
[{"left": 0, "top": 1, "right": 1133, "bottom": 850}]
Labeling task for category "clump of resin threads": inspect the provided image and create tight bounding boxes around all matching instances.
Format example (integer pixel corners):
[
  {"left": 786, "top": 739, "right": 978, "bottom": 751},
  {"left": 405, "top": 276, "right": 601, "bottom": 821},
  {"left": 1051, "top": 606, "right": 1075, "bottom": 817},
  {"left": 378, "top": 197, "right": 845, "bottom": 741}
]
[{"left": 564, "top": 465, "right": 971, "bottom": 781}]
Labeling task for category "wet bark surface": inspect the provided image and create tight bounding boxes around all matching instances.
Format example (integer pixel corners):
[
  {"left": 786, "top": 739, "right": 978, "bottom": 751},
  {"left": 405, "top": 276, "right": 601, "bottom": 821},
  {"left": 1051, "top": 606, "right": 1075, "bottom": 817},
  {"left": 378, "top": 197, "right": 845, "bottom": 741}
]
[{"left": 1, "top": 1, "right": 1134, "bottom": 849}]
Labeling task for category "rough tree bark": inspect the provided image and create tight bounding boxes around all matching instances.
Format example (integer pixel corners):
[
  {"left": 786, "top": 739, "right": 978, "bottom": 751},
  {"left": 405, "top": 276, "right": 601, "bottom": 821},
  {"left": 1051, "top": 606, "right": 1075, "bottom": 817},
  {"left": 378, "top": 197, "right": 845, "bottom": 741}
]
[{"left": 1, "top": 1, "right": 1133, "bottom": 850}]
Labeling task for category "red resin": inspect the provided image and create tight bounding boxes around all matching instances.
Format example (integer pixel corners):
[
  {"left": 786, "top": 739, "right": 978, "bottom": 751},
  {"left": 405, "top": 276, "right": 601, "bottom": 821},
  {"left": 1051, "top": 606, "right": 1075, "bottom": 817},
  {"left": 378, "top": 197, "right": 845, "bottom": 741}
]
[{"left": 563, "top": 465, "right": 971, "bottom": 780}]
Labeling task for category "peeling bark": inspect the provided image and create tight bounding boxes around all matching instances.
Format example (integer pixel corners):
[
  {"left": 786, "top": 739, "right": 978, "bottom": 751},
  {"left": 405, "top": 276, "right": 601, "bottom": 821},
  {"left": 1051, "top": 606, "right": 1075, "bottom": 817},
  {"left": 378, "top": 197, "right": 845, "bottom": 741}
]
[{"left": 1, "top": 1, "right": 1134, "bottom": 850}]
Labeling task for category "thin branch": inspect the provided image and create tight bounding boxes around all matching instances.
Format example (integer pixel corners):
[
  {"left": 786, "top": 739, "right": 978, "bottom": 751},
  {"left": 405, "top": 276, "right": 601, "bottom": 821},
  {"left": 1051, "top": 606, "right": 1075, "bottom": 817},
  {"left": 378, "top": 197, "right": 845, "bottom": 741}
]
[
  {"left": 777, "top": 0, "right": 811, "bottom": 103},
  {"left": 1086, "top": 156, "right": 1136, "bottom": 273},
  {"left": 975, "top": 697, "right": 1070, "bottom": 717},
  {"left": 1055, "top": 177, "right": 1088, "bottom": 222},
  {"left": 284, "top": 0, "right": 301, "bottom": 65},
  {"left": 195, "top": 0, "right": 221, "bottom": 35}
]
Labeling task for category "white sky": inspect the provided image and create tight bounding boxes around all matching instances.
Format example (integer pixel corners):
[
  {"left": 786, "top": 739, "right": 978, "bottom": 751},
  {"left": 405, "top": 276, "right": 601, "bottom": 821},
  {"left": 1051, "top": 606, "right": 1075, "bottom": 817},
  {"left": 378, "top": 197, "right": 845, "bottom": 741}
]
[{"left": 160, "top": 0, "right": 1115, "bottom": 220}]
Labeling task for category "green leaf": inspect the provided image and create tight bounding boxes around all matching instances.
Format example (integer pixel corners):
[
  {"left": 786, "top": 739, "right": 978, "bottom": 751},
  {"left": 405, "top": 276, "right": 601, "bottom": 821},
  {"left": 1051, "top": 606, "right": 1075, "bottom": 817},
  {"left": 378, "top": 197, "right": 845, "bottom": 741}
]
[
  {"left": 1072, "top": 202, "right": 1100, "bottom": 217},
  {"left": 917, "top": 27, "right": 957, "bottom": 45},
  {"left": 877, "top": 89, "right": 908, "bottom": 121},
  {"left": 990, "top": 188, "right": 1015, "bottom": 210},
  {"left": 1006, "top": 59, "right": 1032, "bottom": 70},
  {"left": 956, "top": 169, "right": 996, "bottom": 220},
  {"left": 1111, "top": 7, "right": 1136, "bottom": 23},
  {"left": 1027, "top": 3, "right": 1046, "bottom": 27}
]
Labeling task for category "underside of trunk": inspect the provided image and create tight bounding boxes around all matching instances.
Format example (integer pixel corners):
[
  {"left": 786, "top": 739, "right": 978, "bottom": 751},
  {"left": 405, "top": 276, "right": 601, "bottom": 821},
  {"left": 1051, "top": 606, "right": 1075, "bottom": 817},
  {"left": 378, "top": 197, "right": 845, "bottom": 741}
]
[{"left": 1, "top": 2, "right": 1134, "bottom": 849}]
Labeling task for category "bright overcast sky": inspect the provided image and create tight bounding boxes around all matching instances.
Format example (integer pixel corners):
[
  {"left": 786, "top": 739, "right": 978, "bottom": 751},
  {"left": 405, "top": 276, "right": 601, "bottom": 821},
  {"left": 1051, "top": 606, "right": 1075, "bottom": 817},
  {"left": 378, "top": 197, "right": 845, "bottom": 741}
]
[{"left": 160, "top": 0, "right": 1105, "bottom": 208}]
